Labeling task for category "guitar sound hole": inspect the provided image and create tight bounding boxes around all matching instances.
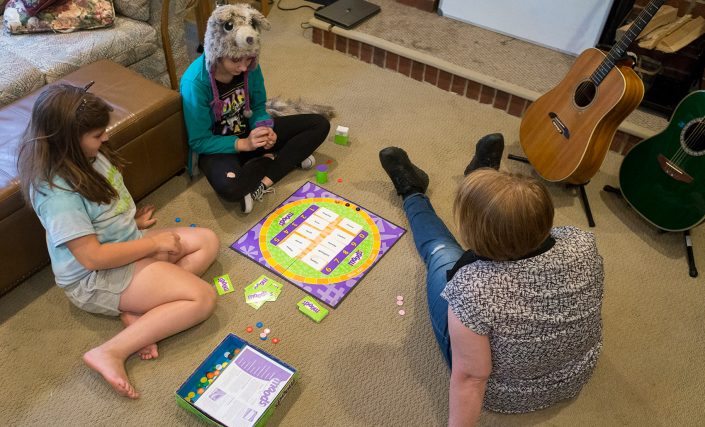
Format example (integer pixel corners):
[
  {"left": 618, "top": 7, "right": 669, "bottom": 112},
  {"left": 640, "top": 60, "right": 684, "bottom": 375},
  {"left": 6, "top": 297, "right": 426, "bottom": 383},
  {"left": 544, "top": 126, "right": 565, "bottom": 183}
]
[
  {"left": 574, "top": 81, "right": 596, "bottom": 108},
  {"left": 682, "top": 119, "right": 705, "bottom": 156}
]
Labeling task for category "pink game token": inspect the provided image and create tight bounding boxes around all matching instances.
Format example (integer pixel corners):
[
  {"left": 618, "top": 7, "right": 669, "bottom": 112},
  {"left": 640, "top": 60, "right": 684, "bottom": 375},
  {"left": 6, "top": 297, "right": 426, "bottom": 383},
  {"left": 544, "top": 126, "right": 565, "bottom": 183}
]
[
  {"left": 396, "top": 300, "right": 404, "bottom": 306},
  {"left": 398, "top": 309, "right": 406, "bottom": 316},
  {"left": 263, "top": 328, "right": 271, "bottom": 334},
  {"left": 259, "top": 332, "right": 267, "bottom": 339},
  {"left": 396, "top": 295, "right": 404, "bottom": 301}
]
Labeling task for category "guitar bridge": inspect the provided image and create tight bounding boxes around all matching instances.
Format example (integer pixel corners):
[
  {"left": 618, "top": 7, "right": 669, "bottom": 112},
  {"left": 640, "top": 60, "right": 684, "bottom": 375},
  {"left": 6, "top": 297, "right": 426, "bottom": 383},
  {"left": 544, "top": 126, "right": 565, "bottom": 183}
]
[
  {"left": 657, "top": 154, "right": 693, "bottom": 183},
  {"left": 548, "top": 112, "right": 570, "bottom": 140}
]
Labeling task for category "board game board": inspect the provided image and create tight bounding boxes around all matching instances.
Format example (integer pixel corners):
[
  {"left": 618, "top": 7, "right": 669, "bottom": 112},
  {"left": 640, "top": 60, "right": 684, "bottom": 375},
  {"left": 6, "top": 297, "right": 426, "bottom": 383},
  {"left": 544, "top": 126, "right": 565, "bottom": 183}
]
[{"left": 231, "top": 182, "right": 405, "bottom": 307}]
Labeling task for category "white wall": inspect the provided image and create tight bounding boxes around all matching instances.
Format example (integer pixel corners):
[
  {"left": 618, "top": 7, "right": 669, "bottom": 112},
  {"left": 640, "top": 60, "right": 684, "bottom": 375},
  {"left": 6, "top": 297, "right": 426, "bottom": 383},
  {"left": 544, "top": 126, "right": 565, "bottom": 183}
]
[{"left": 438, "top": 0, "right": 615, "bottom": 56}]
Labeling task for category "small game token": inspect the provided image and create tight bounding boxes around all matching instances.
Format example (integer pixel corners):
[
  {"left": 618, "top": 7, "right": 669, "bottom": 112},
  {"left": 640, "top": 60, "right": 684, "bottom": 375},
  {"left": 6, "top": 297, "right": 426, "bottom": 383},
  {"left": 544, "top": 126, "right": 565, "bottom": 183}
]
[
  {"left": 272, "top": 338, "right": 280, "bottom": 344},
  {"left": 175, "top": 217, "right": 181, "bottom": 222},
  {"left": 396, "top": 295, "right": 404, "bottom": 301},
  {"left": 260, "top": 336, "right": 267, "bottom": 341},
  {"left": 337, "top": 178, "right": 343, "bottom": 183},
  {"left": 226, "top": 172, "right": 236, "bottom": 178},
  {"left": 190, "top": 224, "right": 196, "bottom": 227},
  {"left": 396, "top": 300, "right": 404, "bottom": 306},
  {"left": 256, "top": 322, "right": 264, "bottom": 328},
  {"left": 259, "top": 332, "right": 267, "bottom": 339},
  {"left": 398, "top": 309, "right": 406, "bottom": 316},
  {"left": 246, "top": 326, "right": 253, "bottom": 333},
  {"left": 263, "top": 328, "right": 271, "bottom": 334},
  {"left": 326, "top": 159, "right": 333, "bottom": 164}
]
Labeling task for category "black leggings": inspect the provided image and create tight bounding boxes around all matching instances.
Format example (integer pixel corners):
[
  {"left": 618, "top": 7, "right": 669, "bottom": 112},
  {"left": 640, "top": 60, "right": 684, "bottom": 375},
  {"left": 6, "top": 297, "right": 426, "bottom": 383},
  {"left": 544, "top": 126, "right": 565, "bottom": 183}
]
[{"left": 199, "top": 114, "right": 330, "bottom": 202}]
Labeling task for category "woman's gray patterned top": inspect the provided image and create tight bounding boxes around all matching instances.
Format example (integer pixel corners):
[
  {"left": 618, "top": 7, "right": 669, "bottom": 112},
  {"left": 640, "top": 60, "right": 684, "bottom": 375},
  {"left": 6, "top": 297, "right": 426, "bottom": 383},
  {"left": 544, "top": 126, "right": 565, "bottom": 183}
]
[{"left": 441, "top": 226, "right": 604, "bottom": 413}]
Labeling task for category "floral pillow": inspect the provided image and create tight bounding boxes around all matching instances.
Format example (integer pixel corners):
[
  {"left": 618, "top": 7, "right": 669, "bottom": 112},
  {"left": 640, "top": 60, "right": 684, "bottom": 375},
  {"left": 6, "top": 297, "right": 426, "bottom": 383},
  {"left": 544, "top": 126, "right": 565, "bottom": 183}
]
[{"left": 3, "top": 0, "right": 114, "bottom": 34}]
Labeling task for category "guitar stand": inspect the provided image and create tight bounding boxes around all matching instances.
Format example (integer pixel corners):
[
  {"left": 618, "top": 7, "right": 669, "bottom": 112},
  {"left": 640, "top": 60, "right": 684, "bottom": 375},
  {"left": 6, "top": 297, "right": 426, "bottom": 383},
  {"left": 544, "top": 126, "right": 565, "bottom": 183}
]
[
  {"left": 507, "top": 154, "right": 596, "bottom": 227},
  {"left": 603, "top": 185, "right": 699, "bottom": 278}
]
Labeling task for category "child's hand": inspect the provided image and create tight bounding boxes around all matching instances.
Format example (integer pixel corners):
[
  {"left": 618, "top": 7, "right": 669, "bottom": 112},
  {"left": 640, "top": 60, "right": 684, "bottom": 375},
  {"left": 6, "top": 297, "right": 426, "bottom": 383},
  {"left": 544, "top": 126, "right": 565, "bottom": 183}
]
[
  {"left": 263, "top": 127, "right": 277, "bottom": 150},
  {"left": 135, "top": 205, "right": 157, "bottom": 229},
  {"left": 151, "top": 232, "right": 182, "bottom": 255},
  {"left": 238, "top": 127, "right": 271, "bottom": 151}
]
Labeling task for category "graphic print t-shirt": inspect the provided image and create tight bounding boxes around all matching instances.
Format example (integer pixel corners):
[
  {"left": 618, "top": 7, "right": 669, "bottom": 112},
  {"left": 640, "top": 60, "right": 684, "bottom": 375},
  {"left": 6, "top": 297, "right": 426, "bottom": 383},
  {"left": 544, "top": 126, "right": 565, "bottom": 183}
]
[
  {"left": 31, "top": 153, "right": 141, "bottom": 286},
  {"left": 213, "top": 73, "right": 249, "bottom": 138}
]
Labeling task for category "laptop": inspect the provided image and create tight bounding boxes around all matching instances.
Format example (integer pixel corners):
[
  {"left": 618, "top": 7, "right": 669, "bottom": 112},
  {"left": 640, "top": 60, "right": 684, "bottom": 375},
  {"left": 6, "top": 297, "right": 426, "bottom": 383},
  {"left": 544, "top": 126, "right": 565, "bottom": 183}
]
[{"left": 314, "top": 0, "right": 381, "bottom": 30}]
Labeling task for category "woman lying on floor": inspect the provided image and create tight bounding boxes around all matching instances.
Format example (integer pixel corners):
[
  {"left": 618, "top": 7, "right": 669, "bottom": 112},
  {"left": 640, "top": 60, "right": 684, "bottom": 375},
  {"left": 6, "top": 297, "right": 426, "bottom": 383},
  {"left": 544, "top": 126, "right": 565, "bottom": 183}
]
[{"left": 378, "top": 134, "right": 604, "bottom": 425}]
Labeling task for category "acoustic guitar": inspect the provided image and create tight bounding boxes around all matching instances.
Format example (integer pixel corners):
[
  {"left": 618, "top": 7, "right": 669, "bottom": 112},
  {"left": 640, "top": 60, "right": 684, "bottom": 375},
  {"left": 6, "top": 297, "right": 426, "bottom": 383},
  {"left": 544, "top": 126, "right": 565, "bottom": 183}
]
[
  {"left": 519, "top": 0, "right": 666, "bottom": 184},
  {"left": 619, "top": 90, "right": 705, "bottom": 232}
]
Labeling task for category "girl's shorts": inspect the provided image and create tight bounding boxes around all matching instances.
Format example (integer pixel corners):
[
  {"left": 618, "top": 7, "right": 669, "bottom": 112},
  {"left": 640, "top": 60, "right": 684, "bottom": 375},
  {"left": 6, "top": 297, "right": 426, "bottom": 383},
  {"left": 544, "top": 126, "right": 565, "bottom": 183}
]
[{"left": 62, "top": 263, "right": 135, "bottom": 316}]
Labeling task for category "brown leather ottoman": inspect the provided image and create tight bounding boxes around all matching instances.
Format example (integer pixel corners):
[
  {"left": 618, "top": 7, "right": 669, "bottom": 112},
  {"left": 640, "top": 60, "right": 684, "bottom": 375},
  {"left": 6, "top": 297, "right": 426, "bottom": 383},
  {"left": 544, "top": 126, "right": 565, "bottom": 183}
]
[{"left": 0, "top": 60, "right": 187, "bottom": 296}]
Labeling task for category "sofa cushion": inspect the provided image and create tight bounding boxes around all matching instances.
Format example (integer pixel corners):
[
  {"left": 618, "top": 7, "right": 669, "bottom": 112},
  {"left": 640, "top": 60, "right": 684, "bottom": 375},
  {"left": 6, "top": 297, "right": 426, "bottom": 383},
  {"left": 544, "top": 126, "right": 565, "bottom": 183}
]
[
  {"left": 0, "top": 46, "right": 45, "bottom": 106},
  {"left": 3, "top": 0, "right": 115, "bottom": 34},
  {"left": 0, "top": 16, "right": 157, "bottom": 82},
  {"left": 113, "top": 0, "right": 149, "bottom": 22}
]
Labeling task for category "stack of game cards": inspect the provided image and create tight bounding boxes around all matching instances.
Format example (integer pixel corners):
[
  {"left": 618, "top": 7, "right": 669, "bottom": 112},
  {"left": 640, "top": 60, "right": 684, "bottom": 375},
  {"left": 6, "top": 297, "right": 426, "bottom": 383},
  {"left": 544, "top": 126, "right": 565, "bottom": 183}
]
[{"left": 244, "top": 275, "right": 283, "bottom": 309}]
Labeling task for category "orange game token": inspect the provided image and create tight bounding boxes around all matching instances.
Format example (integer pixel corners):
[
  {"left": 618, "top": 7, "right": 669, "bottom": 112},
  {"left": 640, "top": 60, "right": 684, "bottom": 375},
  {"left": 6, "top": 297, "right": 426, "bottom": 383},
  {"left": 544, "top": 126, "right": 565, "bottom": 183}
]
[
  {"left": 337, "top": 178, "right": 343, "bottom": 183},
  {"left": 246, "top": 326, "right": 253, "bottom": 333},
  {"left": 272, "top": 338, "right": 280, "bottom": 344},
  {"left": 206, "top": 372, "right": 214, "bottom": 379},
  {"left": 197, "top": 388, "right": 204, "bottom": 394}
]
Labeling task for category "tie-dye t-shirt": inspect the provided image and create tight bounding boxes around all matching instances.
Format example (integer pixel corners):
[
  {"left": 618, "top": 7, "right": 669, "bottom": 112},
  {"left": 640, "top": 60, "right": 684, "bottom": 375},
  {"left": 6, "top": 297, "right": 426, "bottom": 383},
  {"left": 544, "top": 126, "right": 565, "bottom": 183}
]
[{"left": 31, "top": 153, "right": 141, "bottom": 286}]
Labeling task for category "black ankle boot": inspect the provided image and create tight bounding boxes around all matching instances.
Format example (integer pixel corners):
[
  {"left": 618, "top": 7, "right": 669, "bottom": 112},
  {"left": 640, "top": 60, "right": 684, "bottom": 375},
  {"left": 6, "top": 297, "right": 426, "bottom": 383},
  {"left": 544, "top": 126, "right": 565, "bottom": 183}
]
[
  {"left": 464, "top": 133, "right": 505, "bottom": 176},
  {"left": 379, "top": 147, "right": 429, "bottom": 198}
]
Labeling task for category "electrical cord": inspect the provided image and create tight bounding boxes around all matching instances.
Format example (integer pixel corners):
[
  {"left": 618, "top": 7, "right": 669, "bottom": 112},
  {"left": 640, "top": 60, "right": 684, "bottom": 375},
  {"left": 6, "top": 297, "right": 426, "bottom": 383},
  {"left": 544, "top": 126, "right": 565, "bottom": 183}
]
[{"left": 276, "top": 0, "right": 322, "bottom": 12}]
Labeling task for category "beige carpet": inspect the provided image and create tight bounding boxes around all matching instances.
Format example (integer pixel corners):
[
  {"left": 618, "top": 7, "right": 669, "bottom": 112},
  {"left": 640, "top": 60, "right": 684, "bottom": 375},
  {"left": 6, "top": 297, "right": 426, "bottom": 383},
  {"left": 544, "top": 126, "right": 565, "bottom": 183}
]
[{"left": 2, "top": 6, "right": 705, "bottom": 426}]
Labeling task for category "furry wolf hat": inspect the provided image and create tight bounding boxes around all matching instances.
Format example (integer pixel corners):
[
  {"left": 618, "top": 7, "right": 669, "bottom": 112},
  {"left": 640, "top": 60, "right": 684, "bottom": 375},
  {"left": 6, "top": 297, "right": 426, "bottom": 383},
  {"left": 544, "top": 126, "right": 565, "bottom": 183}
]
[{"left": 204, "top": 3, "right": 270, "bottom": 120}]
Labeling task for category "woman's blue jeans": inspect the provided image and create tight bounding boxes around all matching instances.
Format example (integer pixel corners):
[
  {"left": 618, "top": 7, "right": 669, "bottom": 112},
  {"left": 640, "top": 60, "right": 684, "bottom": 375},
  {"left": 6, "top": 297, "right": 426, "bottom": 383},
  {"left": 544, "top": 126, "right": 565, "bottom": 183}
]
[{"left": 403, "top": 193, "right": 464, "bottom": 367}]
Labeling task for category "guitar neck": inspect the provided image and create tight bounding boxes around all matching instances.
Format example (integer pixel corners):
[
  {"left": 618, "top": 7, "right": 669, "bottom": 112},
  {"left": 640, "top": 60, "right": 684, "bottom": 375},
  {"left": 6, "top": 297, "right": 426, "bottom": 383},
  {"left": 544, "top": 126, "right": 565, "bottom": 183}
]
[{"left": 591, "top": 0, "right": 667, "bottom": 85}]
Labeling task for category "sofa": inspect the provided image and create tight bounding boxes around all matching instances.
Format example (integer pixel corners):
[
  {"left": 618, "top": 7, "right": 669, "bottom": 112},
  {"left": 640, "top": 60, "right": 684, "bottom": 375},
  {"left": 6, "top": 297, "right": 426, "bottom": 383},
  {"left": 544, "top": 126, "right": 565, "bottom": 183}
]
[{"left": 0, "top": 0, "right": 197, "bottom": 108}]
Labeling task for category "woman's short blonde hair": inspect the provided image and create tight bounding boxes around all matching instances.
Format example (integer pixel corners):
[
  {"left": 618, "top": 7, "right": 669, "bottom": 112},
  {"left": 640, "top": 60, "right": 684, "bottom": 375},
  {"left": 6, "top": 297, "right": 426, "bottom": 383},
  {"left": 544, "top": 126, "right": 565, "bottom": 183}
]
[{"left": 453, "top": 169, "right": 554, "bottom": 261}]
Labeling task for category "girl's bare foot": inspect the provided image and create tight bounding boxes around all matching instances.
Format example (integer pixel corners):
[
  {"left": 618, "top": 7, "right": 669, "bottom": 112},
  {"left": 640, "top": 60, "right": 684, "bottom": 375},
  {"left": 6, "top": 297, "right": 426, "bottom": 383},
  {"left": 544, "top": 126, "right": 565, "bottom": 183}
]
[
  {"left": 120, "top": 312, "right": 159, "bottom": 360},
  {"left": 83, "top": 347, "right": 140, "bottom": 399}
]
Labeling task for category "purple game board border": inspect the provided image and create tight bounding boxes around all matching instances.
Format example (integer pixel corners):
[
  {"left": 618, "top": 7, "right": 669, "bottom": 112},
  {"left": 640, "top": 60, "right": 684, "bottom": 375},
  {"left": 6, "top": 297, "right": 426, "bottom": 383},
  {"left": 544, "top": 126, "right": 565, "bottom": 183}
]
[{"left": 231, "top": 182, "right": 406, "bottom": 308}]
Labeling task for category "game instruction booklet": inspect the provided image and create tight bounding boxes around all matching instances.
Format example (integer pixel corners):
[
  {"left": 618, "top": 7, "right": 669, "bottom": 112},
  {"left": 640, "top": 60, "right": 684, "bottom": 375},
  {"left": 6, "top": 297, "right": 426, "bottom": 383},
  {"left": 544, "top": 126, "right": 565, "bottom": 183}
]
[{"left": 176, "top": 334, "right": 298, "bottom": 426}]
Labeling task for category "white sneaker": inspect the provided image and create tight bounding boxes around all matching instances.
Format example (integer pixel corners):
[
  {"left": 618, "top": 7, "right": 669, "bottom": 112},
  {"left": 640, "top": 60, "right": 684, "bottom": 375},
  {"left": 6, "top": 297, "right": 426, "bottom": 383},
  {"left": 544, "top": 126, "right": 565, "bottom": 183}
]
[
  {"left": 240, "top": 193, "right": 253, "bottom": 214},
  {"left": 251, "top": 183, "right": 275, "bottom": 202},
  {"left": 300, "top": 155, "right": 316, "bottom": 170}
]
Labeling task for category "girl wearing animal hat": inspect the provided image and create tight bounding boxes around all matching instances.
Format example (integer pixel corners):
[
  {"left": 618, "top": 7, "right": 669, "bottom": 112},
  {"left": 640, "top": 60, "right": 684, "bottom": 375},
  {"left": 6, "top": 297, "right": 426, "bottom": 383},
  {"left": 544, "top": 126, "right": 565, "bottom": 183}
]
[{"left": 180, "top": 3, "right": 330, "bottom": 213}]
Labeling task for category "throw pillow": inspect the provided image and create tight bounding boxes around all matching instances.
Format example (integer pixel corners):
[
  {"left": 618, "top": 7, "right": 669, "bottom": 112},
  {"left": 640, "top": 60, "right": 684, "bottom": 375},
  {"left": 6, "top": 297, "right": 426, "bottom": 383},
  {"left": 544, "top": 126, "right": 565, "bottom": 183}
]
[
  {"left": 22, "top": 0, "right": 66, "bottom": 16},
  {"left": 113, "top": 0, "right": 149, "bottom": 22},
  {"left": 3, "top": 0, "right": 114, "bottom": 34}
]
